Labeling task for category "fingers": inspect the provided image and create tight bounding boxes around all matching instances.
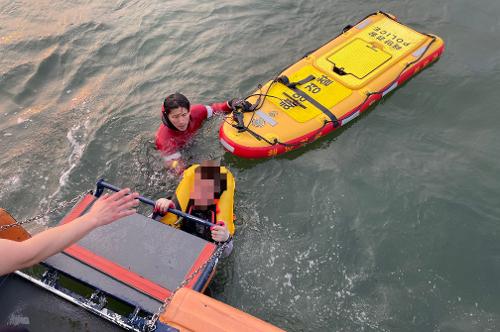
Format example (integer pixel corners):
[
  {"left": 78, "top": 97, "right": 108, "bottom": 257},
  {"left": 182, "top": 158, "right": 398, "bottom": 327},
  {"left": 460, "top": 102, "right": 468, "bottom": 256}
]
[
  {"left": 112, "top": 192, "right": 139, "bottom": 218},
  {"left": 102, "top": 190, "right": 139, "bottom": 211},
  {"left": 123, "top": 192, "right": 140, "bottom": 206},
  {"left": 155, "top": 201, "right": 165, "bottom": 213},
  {"left": 118, "top": 208, "right": 137, "bottom": 218},
  {"left": 107, "top": 190, "right": 139, "bottom": 212},
  {"left": 108, "top": 188, "right": 131, "bottom": 202},
  {"left": 210, "top": 223, "right": 226, "bottom": 231},
  {"left": 88, "top": 188, "right": 141, "bottom": 226},
  {"left": 124, "top": 198, "right": 140, "bottom": 209},
  {"left": 211, "top": 224, "right": 229, "bottom": 242},
  {"left": 155, "top": 199, "right": 173, "bottom": 213},
  {"left": 109, "top": 188, "right": 140, "bottom": 204}
]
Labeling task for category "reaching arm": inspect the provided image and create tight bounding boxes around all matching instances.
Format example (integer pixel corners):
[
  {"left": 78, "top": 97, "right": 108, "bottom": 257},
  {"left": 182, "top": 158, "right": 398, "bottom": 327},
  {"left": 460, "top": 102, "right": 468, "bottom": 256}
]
[
  {"left": 0, "top": 189, "right": 139, "bottom": 276},
  {"left": 208, "top": 101, "right": 232, "bottom": 115}
]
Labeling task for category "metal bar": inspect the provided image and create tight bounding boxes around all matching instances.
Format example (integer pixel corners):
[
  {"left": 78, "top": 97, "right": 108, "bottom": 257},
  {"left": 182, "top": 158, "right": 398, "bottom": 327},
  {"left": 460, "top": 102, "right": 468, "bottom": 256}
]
[
  {"left": 192, "top": 258, "right": 218, "bottom": 292},
  {"left": 95, "top": 179, "right": 215, "bottom": 228},
  {"left": 13, "top": 270, "right": 144, "bottom": 332}
]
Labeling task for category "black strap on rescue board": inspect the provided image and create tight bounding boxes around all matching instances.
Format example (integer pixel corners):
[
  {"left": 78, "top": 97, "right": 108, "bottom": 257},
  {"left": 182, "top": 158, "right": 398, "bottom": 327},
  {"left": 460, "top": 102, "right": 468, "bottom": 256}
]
[{"left": 276, "top": 75, "right": 339, "bottom": 126}]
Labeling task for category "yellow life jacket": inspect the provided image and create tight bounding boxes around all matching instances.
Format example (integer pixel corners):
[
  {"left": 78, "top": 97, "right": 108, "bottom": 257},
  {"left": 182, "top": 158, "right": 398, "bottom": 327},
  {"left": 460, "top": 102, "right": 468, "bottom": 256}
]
[{"left": 160, "top": 164, "right": 236, "bottom": 235}]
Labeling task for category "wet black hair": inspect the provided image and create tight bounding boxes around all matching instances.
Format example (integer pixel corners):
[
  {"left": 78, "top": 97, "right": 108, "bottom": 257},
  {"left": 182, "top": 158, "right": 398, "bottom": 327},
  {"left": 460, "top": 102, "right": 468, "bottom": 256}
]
[{"left": 162, "top": 93, "right": 191, "bottom": 130}]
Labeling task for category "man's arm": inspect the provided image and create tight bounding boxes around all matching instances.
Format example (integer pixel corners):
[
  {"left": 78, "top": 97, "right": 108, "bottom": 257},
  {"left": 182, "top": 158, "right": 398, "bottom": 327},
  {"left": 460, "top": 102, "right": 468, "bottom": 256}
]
[
  {"left": 207, "top": 101, "right": 232, "bottom": 116},
  {"left": 155, "top": 126, "right": 185, "bottom": 174},
  {"left": 0, "top": 189, "right": 139, "bottom": 276}
]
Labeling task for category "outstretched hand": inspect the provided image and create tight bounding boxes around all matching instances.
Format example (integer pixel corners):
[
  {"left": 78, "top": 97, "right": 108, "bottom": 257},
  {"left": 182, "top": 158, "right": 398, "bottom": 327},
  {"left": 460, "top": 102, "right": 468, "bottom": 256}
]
[{"left": 88, "top": 189, "right": 140, "bottom": 226}]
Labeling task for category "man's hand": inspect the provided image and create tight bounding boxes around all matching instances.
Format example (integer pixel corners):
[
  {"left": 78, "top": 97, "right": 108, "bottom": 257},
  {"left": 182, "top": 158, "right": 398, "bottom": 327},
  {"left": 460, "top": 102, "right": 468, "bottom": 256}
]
[
  {"left": 87, "top": 189, "right": 140, "bottom": 226},
  {"left": 229, "top": 98, "right": 252, "bottom": 112}
]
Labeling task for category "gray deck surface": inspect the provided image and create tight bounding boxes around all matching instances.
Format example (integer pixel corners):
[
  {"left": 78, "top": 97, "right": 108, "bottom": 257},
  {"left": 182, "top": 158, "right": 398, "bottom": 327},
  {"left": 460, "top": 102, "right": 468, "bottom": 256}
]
[{"left": 44, "top": 213, "right": 212, "bottom": 312}]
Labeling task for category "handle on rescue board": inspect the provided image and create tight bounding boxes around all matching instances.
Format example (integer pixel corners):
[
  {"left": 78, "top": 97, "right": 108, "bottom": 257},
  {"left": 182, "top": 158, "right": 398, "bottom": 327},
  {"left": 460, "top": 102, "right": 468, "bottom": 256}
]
[
  {"left": 232, "top": 110, "right": 245, "bottom": 132},
  {"left": 95, "top": 179, "right": 215, "bottom": 228}
]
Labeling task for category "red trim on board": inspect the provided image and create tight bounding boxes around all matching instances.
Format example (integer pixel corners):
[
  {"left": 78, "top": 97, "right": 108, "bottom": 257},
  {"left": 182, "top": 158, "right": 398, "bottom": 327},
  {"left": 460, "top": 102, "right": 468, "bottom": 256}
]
[
  {"left": 184, "top": 243, "right": 217, "bottom": 289},
  {"left": 64, "top": 244, "right": 172, "bottom": 301}
]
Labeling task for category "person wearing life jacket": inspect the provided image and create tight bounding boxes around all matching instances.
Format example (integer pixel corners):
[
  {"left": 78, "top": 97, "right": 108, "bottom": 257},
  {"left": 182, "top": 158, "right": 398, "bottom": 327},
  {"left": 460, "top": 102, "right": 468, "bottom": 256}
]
[
  {"left": 155, "top": 93, "right": 246, "bottom": 173},
  {"left": 154, "top": 161, "right": 233, "bottom": 256}
]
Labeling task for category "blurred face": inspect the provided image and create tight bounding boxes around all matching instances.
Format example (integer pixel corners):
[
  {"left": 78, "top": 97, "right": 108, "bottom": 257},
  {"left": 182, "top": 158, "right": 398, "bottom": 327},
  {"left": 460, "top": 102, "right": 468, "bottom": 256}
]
[
  {"left": 167, "top": 107, "right": 190, "bottom": 131},
  {"left": 191, "top": 173, "right": 215, "bottom": 209}
]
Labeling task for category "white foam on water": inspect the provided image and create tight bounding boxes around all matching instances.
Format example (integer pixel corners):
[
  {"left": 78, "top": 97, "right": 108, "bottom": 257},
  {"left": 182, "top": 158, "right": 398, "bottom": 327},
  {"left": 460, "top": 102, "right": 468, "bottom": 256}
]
[
  {"left": 8, "top": 309, "right": 30, "bottom": 325},
  {"left": 47, "top": 120, "right": 90, "bottom": 202},
  {"left": 0, "top": 170, "right": 21, "bottom": 199},
  {"left": 283, "top": 273, "right": 293, "bottom": 288},
  {"left": 59, "top": 121, "right": 89, "bottom": 187},
  {"left": 0, "top": 174, "right": 21, "bottom": 201}
]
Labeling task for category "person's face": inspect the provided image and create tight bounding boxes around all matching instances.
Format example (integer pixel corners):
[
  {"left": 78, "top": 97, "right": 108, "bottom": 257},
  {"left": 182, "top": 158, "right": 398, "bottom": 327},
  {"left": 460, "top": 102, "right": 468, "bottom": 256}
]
[
  {"left": 191, "top": 173, "right": 215, "bottom": 209},
  {"left": 167, "top": 107, "right": 190, "bottom": 131}
]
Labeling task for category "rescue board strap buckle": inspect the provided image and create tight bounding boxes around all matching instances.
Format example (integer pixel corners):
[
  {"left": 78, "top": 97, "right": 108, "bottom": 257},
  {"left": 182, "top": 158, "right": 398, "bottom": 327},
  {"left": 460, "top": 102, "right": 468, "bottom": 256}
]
[{"left": 276, "top": 74, "right": 315, "bottom": 89}]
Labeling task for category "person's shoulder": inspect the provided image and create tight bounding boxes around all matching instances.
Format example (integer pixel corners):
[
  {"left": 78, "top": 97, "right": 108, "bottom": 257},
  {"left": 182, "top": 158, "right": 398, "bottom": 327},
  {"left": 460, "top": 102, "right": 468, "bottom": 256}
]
[
  {"left": 190, "top": 104, "right": 208, "bottom": 114},
  {"left": 190, "top": 104, "right": 210, "bottom": 122},
  {"left": 156, "top": 123, "right": 169, "bottom": 139},
  {"left": 156, "top": 123, "right": 166, "bottom": 133}
]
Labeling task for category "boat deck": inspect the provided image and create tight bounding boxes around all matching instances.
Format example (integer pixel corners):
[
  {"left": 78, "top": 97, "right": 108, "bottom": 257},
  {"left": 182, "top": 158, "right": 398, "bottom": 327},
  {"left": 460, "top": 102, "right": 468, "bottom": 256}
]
[{"left": 50, "top": 206, "right": 214, "bottom": 313}]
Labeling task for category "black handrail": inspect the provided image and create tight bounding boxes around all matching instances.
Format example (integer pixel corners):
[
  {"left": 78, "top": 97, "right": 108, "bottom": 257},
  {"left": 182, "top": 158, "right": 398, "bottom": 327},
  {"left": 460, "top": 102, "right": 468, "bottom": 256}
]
[{"left": 95, "top": 179, "right": 215, "bottom": 228}]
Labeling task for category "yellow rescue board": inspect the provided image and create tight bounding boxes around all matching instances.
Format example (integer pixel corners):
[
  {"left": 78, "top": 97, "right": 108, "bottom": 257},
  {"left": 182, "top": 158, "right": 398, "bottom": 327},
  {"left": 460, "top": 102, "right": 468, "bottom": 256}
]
[
  {"left": 219, "top": 12, "right": 445, "bottom": 158},
  {"left": 326, "top": 38, "right": 393, "bottom": 79},
  {"left": 314, "top": 16, "right": 427, "bottom": 89}
]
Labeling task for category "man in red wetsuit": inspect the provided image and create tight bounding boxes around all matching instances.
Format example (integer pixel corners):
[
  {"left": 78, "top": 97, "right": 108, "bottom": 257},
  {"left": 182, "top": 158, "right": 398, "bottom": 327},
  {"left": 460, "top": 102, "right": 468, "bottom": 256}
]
[{"left": 155, "top": 93, "right": 237, "bottom": 172}]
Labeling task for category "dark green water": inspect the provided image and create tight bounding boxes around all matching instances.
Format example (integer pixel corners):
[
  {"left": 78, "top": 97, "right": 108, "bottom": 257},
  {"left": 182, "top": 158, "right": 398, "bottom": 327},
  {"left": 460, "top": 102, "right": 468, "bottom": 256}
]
[{"left": 1, "top": 1, "right": 500, "bottom": 331}]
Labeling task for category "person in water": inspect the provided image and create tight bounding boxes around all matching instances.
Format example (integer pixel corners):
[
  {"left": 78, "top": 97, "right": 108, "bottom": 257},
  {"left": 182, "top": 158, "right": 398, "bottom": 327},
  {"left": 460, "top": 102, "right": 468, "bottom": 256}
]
[
  {"left": 154, "top": 161, "right": 233, "bottom": 256},
  {"left": 0, "top": 189, "right": 139, "bottom": 276},
  {"left": 155, "top": 93, "right": 246, "bottom": 173}
]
